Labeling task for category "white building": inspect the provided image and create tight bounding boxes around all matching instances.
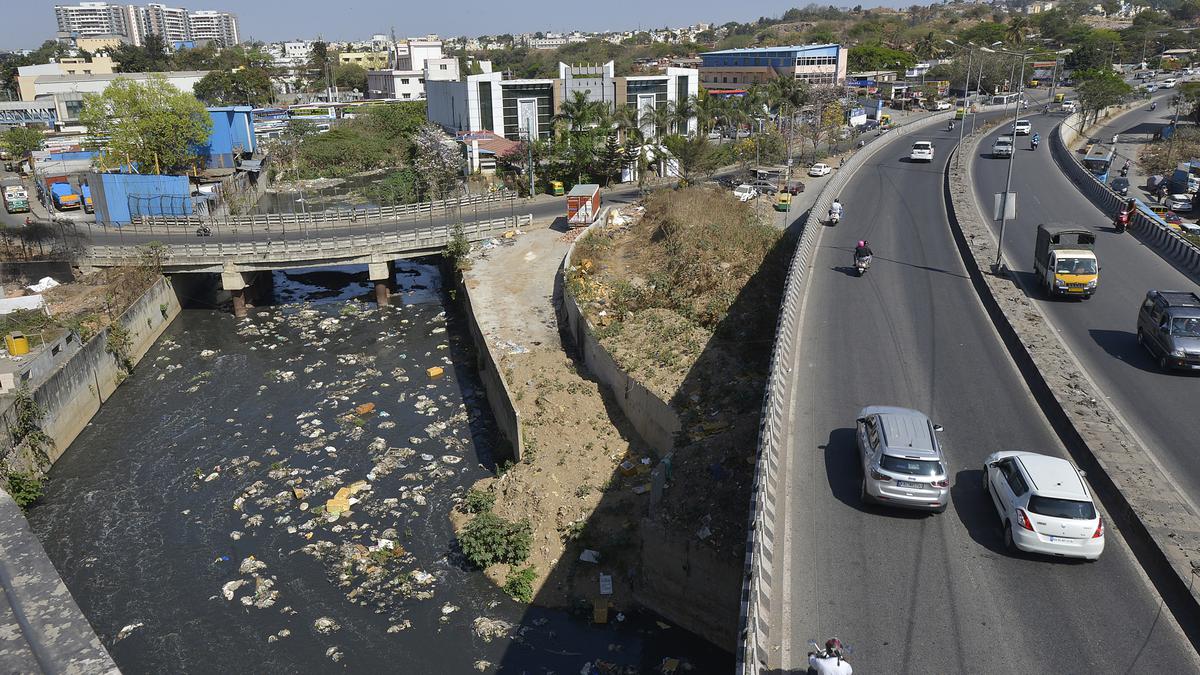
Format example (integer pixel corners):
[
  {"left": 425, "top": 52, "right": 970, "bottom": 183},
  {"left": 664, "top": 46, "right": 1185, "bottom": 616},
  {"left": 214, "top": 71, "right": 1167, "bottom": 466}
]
[
  {"left": 188, "top": 10, "right": 239, "bottom": 46},
  {"left": 143, "top": 3, "right": 190, "bottom": 44},
  {"left": 54, "top": 2, "right": 139, "bottom": 40},
  {"left": 365, "top": 38, "right": 453, "bottom": 101},
  {"left": 30, "top": 71, "right": 209, "bottom": 99}
]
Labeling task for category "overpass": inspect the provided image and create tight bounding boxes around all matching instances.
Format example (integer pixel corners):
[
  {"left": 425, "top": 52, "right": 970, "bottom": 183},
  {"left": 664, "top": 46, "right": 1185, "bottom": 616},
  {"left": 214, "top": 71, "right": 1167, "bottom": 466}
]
[
  {"left": 79, "top": 213, "right": 532, "bottom": 315},
  {"left": 740, "top": 99, "right": 1200, "bottom": 673}
]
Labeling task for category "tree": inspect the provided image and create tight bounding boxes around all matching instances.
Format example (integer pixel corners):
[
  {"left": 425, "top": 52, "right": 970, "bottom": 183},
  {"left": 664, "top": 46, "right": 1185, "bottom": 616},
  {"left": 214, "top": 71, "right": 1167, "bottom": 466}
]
[
  {"left": 365, "top": 168, "right": 420, "bottom": 205},
  {"left": 306, "top": 40, "right": 331, "bottom": 91},
  {"left": 333, "top": 63, "right": 367, "bottom": 93},
  {"left": 193, "top": 69, "right": 274, "bottom": 106},
  {"left": 412, "top": 123, "right": 461, "bottom": 199},
  {"left": 1178, "top": 81, "right": 1200, "bottom": 125},
  {"left": 596, "top": 130, "right": 625, "bottom": 186},
  {"left": 799, "top": 87, "right": 844, "bottom": 162},
  {"left": 80, "top": 75, "right": 212, "bottom": 174},
  {"left": 1075, "top": 70, "right": 1133, "bottom": 125},
  {"left": 849, "top": 43, "right": 917, "bottom": 72},
  {"left": 364, "top": 102, "right": 426, "bottom": 140},
  {"left": 111, "top": 34, "right": 170, "bottom": 72},
  {"left": 1006, "top": 16, "right": 1031, "bottom": 46},
  {"left": 662, "top": 133, "right": 719, "bottom": 187},
  {"left": 269, "top": 118, "right": 317, "bottom": 180},
  {"left": 1, "top": 127, "right": 44, "bottom": 159}
]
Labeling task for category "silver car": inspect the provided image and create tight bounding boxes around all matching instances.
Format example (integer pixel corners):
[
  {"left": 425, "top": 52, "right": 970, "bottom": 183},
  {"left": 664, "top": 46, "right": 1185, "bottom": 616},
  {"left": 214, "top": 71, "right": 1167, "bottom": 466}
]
[{"left": 856, "top": 406, "right": 949, "bottom": 513}]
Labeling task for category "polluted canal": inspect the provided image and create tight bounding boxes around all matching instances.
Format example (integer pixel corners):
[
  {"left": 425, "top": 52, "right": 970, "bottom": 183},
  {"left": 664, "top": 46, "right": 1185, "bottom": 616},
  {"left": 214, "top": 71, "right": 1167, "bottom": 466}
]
[{"left": 26, "top": 261, "right": 730, "bottom": 673}]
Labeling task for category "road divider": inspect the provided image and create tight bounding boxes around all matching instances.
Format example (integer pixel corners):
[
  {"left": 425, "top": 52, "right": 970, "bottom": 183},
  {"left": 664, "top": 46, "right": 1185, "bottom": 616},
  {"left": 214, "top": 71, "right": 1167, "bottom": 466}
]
[
  {"left": 947, "top": 123, "right": 1200, "bottom": 647},
  {"left": 738, "top": 109, "right": 953, "bottom": 674}
]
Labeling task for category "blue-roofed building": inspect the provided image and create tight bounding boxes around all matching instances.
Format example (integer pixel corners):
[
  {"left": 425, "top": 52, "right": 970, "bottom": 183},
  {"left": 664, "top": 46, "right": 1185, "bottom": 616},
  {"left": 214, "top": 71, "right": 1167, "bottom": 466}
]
[
  {"left": 699, "top": 44, "right": 848, "bottom": 90},
  {"left": 200, "top": 106, "right": 257, "bottom": 169}
]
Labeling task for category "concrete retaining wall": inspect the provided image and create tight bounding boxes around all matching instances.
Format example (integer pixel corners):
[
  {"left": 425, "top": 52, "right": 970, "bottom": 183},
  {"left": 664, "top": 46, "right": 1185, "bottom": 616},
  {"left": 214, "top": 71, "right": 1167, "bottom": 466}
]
[
  {"left": 1052, "top": 110, "right": 1200, "bottom": 283},
  {"left": 456, "top": 274, "right": 525, "bottom": 462},
  {"left": 736, "top": 110, "right": 954, "bottom": 674},
  {"left": 559, "top": 233, "right": 681, "bottom": 456},
  {"left": 947, "top": 124, "right": 1200, "bottom": 649}
]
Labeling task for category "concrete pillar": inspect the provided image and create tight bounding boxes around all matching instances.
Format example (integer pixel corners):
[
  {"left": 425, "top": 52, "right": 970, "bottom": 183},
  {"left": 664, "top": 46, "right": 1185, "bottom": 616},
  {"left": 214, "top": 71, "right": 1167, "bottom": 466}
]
[
  {"left": 368, "top": 261, "right": 391, "bottom": 307},
  {"left": 221, "top": 269, "right": 250, "bottom": 318}
]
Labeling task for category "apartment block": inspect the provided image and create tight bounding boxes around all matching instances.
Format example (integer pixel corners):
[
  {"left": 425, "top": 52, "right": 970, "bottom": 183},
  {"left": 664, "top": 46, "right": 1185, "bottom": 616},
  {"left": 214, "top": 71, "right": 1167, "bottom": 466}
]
[
  {"left": 54, "top": 2, "right": 240, "bottom": 47},
  {"left": 699, "top": 44, "right": 848, "bottom": 89}
]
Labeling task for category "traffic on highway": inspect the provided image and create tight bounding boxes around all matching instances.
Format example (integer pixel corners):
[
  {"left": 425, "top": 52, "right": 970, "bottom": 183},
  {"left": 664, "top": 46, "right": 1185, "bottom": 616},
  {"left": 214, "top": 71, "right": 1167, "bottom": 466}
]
[{"left": 765, "top": 100, "right": 1199, "bottom": 672}]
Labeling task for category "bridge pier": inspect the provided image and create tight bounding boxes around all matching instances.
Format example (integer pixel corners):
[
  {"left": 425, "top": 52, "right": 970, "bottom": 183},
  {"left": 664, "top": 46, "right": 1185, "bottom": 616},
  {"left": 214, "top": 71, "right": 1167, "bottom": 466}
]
[
  {"left": 221, "top": 269, "right": 251, "bottom": 318},
  {"left": 369, "top": 260, "right": 393, "bottom": 307}
]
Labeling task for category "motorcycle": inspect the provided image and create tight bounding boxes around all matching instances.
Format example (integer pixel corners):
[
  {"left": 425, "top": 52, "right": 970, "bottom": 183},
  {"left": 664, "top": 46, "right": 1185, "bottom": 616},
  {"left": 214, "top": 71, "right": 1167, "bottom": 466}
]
[
  {"left": 829, "top": 208, "right": 842, "bottom": 225},
  {"left": 1114, "top": 212, "right": 1129, "bottom": 233},
  {"left": 854, "top": 254, "right": 872, "bottom": 276},
  {"left": 1120, "top": 163, "right": 1130, "bottom": 177},
  {"left": 809, "top": 640, "right": 853, "bottom": 675},
  {"left": 1031, "top": 139, "right": 1039, "bottom": 150},
  {"left": 196, "top": 225, "right": 212, "bottom": 237}
]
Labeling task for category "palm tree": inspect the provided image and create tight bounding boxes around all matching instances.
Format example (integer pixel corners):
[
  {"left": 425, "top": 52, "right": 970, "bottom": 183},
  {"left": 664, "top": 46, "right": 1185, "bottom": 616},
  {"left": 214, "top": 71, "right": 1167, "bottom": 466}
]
[
  {"left": 1006, "top": 17, "right": 1031, "bottom": 46},
  {"left": 555, "top": 90, "right": 603, "bottom": 135},
  {"left": 695, "top": 91, "right": 725, "bottom": 136},
  {"left": 648, "top": 101, "right": 676, "bottom": 139}
]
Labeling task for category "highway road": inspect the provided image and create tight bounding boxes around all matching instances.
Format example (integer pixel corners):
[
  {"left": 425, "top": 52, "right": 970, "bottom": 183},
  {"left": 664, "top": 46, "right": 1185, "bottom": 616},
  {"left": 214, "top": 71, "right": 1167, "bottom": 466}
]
[
  {"left": 972, "top": 105, "right": 1200, "bottom": 518},
  {"left": 768, "top": 114, "right": 1199, "bottom": 672}
]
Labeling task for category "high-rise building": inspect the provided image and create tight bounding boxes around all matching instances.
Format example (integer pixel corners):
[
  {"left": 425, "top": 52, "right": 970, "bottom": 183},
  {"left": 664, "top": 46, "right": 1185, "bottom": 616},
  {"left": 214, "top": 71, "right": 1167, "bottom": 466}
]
[
  {"left": 54, "top": 2, "right": 240, "bottom": 47},
  {"left": 188, "top": 10, "right": 239, "bottom": 47}
]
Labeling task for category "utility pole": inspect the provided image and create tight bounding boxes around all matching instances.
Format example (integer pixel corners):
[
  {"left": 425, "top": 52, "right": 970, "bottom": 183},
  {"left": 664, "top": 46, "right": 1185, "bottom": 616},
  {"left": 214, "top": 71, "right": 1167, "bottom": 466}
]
[
  {"left": 996, "top": 55, "right": 1029, "bottom": 269},
  {"left": 956, "top": 48, "right": 972, "bottom": 169}
]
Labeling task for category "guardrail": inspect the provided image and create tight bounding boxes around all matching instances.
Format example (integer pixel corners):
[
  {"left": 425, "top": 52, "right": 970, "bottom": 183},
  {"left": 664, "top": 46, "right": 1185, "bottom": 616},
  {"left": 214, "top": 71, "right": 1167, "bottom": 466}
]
[
  {"left": 1051, "top": 112, "right": 1200, "bottom": 280},
  {"left": 81, "top": 215, "right": 532, "bottom": 268},
  {"left": 124, "top": 189, "right": 517, "bottom": 230},
  {"left": 737, "top": 109, "right": 954, "bottom": 674}
]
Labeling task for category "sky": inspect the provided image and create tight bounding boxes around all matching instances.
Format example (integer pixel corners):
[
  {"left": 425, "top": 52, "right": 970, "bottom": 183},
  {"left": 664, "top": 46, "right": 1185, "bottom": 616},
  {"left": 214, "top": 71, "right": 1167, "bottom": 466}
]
[{"left": 2, "top": 0, "right": 916, "bottom": 51}]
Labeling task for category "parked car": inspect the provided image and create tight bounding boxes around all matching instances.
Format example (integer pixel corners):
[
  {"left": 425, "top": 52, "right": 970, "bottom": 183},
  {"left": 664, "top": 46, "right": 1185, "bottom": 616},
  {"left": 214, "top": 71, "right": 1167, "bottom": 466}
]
[
  {"left": 1137, "top": 289, "right": 1200, "bottom": 370},
  {"left": 808, "top": 163, "right": 832, "bottom": 177},
  {"left": 706, "top": 131, "right": 722, "bottom": 141},
  {"left": 781, "top": 181, "right": 805, "bottom": 195},
  {"left": 732, "top": 184, "right": 758, "bottom": 202},
  {"left": 856, "top": 406, "right": 949, "bottom": 513},
  {"left": 862, "top": 119, "right": 880, "bottom": 131},
  {"left": 1165, "top": 193, "right": 1194, "bottom": 212},
  {"left": 933, "top": 101, "right": 952, "bottom": 111},
  {"left": 983, "top": 451, "right": 1104, "bottom": 561},
  {"left": 743, "top": 179, "right": 779, "bottom": 195},
  {"left": 1014, "top": 119, "right": 1032, "bottom": 135},
  {"left": 910, "top": 141, "right": 934, "bottom": 162}
]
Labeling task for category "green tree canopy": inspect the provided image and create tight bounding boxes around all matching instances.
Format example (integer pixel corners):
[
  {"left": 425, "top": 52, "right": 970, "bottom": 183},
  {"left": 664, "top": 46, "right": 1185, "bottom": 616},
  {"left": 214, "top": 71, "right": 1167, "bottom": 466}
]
[
  {"left": 1, "top": 127, "right": 45, "bottom": 159},
  {"left": 80, "top": 75, "right": 212, "bottom": 174},
  {"left": 363, "top": 102, "right": 427, "bottom": 140},
  {"left": 1075, "top": 69, "right": 1133, "bottom": 123},
  {"left": 193, "top": 69, "right": 274, "bottom": 106},
  {"left": 848, "top": 43, "right": 917, "bottom": 72},
  {"left": 111, "top": 34, "right": 170, "bottom": 72}
]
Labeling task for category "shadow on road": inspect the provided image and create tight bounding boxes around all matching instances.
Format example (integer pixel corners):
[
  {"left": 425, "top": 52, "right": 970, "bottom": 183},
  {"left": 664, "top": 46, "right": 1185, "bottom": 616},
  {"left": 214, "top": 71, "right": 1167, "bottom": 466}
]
[{"left": 1087, "top": 328, "right": 1191, "bottom": 375}]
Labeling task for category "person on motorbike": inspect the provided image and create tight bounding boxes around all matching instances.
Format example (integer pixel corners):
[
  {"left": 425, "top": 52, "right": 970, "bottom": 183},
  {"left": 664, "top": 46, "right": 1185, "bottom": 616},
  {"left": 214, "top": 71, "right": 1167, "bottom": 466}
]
[
  {"left": 829, "top": 199, "right": 843, "bottom": 222},
  {"left": 1120, "top": 161, "right": 1130, "bottom": 177},
  {"left": 1151, "top": 101, "right": 1158, "bottom": 111},
  {"left": 1031, "top": 132, "right": 1040, "bottom": 149},
  {"left": 1112, "top": 133, "right": 1119, "bottom": 145},
  {"left": 947, "top": 120, "right": 954, "bottom": 131},
  {"left": 809, "top": 637, "right": 852, "bottom": 675},
  {"left": 854, "top": 240, "right": 872, "bottom": 263}
]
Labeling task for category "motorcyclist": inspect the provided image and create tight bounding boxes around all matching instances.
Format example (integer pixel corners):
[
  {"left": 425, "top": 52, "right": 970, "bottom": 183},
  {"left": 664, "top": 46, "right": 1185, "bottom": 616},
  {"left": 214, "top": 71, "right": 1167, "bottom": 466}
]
[
  {"left": 854, "top": 239, "right": 872, "bottom": 263},
  {"left": 1151, "top": 101, "right": 1158, "bottom": 111},
  {"left": 829, "top": 199, "right": 843, "bottom": 221},
  {"left": 1031, "top": 132, "right": 1040, "bottom": 149},
  {"left": 809, "top": 637, "right": 852, "bottom": 675},
  {"left": 1112, "top": 133, "right": 1120, "bottom": 145},
  {"left": 947, "top": 120, "right": 955, "bottom": 131},
  {"left": 1120, "top": 161, "right": 1130, "bottom": 177}
]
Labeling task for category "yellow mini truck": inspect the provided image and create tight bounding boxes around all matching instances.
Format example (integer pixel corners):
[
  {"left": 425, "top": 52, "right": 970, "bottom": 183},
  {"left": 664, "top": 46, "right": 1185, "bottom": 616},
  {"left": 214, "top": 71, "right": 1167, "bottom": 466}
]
[{"left": 1033, "top": 225, "right": 1098, "bottom": 299}]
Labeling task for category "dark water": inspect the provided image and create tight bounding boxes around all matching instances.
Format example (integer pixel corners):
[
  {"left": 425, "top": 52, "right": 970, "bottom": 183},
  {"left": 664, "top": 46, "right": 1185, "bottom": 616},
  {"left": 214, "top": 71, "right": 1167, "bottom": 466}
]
[{"left": 26, "top": 263, "right": 730, "bottom": 674}]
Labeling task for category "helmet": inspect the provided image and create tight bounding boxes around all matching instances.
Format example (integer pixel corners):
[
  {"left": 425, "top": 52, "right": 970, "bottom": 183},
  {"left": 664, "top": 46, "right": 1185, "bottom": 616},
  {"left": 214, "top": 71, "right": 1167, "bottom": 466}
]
[
  {"left": 825, "top": 637, "right": 844, "bottom": 654},
  {"left": 857, "top": 240, "right": 865, "bottom": 247}
]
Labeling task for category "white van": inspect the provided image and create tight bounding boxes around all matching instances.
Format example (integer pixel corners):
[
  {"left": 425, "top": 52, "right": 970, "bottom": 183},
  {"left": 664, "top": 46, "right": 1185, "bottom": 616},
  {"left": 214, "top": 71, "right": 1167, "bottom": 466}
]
[{"left": 910, "top": 141, "right": 934, "bottom": 162}]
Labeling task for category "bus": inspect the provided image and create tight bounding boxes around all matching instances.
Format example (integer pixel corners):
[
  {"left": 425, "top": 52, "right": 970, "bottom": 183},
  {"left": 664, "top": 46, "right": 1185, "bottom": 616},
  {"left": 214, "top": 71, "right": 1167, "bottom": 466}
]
[
  {"left": 1082, "top": 145, "right": 1115, "bottom": 183},
  {"left": 991, "top": 92, "right": 1021, "bottom": 106}
]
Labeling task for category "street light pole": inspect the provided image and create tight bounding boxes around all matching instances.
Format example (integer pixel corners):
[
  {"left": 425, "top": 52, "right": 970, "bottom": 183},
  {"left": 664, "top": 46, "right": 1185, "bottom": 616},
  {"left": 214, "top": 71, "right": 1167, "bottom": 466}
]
[
  {"left": 956, "top": 48, "right": 973, "bottom": 169},
  {"left": 996, "top": 55, "right": 1029, "bottom": 269}
]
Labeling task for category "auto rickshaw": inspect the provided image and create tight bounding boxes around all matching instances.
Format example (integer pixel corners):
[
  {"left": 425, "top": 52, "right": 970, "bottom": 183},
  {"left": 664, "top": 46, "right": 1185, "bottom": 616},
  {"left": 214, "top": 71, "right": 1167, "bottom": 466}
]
[
  {"left": 550, "top": 180, "right": 565, "bottom": 196},
  {"left": 955, "top": 107, "right": 966, "bottom": 120},
  {"left": 774, "top": 192, "right": 792, "bottom": 212},
  {"left": 1054, "top": 93, "right": 1065, "bottom": 103},
  {"left": 1028, "top": 78, "right": 1040, "bottom": 88},
  {"left": 880, "top": 113, "right": 892, "bottom": 127}
]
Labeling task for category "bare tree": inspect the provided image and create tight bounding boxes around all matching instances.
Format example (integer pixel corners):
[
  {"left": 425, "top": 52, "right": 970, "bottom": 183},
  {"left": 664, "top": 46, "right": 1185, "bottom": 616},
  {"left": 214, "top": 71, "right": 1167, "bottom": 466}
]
[{"left": 799, "top": 87, "right": 844, "bottom": 162}]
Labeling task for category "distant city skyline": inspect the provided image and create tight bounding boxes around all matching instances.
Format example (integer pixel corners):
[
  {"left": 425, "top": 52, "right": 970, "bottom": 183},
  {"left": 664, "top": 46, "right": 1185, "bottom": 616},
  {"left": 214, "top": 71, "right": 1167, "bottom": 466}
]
[{"left": 3, "top": 0, "right": 916, "bottom": 51}]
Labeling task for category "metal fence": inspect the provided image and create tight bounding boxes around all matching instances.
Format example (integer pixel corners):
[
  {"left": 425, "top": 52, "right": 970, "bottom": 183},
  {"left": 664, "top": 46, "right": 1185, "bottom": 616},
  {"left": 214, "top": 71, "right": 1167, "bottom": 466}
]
[
  {"left": 737, "top": 109, "right": 954, "bottom": 674},
  {"left": 125, "top": 189, "right": 517, "bottom": 231},
  {"left": 81, "top": 214, "right": 532, "bottom": 269}
]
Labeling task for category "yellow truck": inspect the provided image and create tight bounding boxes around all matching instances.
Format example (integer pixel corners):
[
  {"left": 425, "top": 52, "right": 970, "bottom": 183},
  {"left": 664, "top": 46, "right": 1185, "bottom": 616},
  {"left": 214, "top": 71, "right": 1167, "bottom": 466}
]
[{"left": 1033, "top": 225, "right": 1098, "bottom": 299}]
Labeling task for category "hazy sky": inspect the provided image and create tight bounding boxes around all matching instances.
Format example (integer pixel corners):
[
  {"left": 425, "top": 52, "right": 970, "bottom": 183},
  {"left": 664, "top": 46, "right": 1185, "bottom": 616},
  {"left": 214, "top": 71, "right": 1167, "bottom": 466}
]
[{"left": 2, "top": 0, "right": 914, "bottom": 51}]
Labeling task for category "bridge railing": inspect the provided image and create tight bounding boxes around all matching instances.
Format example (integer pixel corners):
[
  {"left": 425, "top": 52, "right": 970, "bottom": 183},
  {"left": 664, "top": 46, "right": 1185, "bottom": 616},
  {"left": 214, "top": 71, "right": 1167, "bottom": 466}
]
[
  {"left": 81, "top": 214, "right": 532, "bottom": 268},
  {"left": 121, "top": 189, "right": 518, "bottom": 233}
]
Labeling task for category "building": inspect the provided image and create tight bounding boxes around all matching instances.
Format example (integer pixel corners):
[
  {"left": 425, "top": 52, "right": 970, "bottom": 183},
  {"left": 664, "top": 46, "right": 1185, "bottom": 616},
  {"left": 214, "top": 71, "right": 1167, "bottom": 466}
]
[
  {"left": 28, "top": 71, "right": 209, "bottom": 101},
  {"left": 16, "top": 56, "right": 118, "bottom": 101},
  {"left": 188, "top": 10, "right": 239, "bottom": 46},
  {"left": 364, "top": 38, "right": 453, "bottom": 100},
  {"left": 53, "top": 2, "right": 239, "bottom": 47},
  {"left": 426, "top": 60, "right": 700, "bottom": 142},
  {"left": 339, "top": 51, "right": 390, "bottom": 69},
  {"left": 698, "top": 44, "right": 848, "bottom": 89}
]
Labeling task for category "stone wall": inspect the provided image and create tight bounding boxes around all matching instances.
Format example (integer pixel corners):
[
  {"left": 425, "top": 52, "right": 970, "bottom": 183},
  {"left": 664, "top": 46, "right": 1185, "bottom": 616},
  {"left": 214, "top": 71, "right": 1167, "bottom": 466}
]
[{"left": 456, "top": 273, "right": 525, "bottom": 462}]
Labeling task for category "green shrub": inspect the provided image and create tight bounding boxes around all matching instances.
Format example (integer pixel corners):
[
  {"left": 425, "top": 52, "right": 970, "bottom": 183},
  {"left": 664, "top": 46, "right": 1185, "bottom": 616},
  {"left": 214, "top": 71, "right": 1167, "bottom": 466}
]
[
  {"left": 458, "top": 512, "right": 532, "bottom": 568},
  {"left": 462, "top": 488, "right": 495, "bottom": 514},
  {"left": 502, "top": 566, "right": 537, "bottom": 602},
  {"left": 6, "top": 472, "right": 44, "bottom": 508}
]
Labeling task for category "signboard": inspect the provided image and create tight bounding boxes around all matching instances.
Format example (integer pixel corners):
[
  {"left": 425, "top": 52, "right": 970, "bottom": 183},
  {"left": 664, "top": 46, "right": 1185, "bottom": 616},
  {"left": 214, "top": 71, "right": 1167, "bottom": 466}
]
[
  {"left": 1032, "top": 61, "right": 1059, "bottom": 69},
  {"left": 994, "top": 192, "right": 1017, "bottom": 221},
  {"left": 847, "top": 106, "right": 867, "bottom": 127}
]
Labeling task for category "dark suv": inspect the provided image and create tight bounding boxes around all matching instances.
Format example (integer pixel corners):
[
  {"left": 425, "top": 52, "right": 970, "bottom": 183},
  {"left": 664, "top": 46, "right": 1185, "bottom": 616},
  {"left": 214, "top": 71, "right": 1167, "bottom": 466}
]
[{"left": 1136, "top": 290, "right": 1200, "bottom": 371}]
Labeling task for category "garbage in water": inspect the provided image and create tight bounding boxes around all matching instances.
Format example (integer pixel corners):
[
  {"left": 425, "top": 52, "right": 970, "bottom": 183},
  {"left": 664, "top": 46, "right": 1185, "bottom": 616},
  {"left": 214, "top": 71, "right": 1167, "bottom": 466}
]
[
  {"left": 579, "top": 549, "right": 601, "bottom": 564},
  {"left": 599, "top": 574, "right": 613, "bottom": 596},
  {"left": 114, "top": 621, "right": 144, "bottom": 642},
  {"left": 426, "top": 366, "right": 444, "bottom": 378}
]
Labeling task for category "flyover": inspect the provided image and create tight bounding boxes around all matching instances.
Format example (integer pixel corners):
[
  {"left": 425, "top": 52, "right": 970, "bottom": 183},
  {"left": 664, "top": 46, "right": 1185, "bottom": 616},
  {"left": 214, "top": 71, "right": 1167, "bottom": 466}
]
[
  {"left": 749, "top": 103, "right": 1199, "bottom": 672},
  {"left": 971, "top": 104, "right": 1200, "bottom": 516}
]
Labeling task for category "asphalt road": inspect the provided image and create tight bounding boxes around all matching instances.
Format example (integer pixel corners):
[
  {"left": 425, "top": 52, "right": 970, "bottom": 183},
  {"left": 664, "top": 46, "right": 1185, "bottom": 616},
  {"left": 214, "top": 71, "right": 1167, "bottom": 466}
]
[
  {"left": 972, "top": 105, "right": 1200, "bottom": 518},
  {"left": 769, "top": 113, "right": 1199, "bottom": 672}
]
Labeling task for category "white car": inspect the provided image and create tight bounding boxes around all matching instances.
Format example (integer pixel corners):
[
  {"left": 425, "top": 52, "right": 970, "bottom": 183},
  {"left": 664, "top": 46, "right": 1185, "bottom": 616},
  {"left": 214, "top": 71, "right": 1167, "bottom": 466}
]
[
  {"left": 1166, "top": 194, "right": 1194, "bottom": 212},
  {"left": 1013, "top": 119, "right": 1032, "bottom": 135},
  {"left": 1162, "top": 78, "right": 1178, "bottom": 88},
  {"left": 910, "top": 141, "right": 934, "bottom": 162},
  {"left": 733, "top": 184, "right": 758, "bottom": 202},
  {"left": 1061, "top": 100, "right": 1079, "bottom": 113},
  {"left": 1144, "top": 83, "right": 1160, "bottom": 93},
  {"left": 808, "top": 163, "right": 832, "bottom": 177},
  {"left": 983, "top": 451, "right": 1104, "bottom": 561}
]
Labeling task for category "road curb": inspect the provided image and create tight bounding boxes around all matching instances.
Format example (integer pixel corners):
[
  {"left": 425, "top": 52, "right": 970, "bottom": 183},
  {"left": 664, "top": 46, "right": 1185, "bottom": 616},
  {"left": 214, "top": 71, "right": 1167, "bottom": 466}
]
[
  {"left": 737, "top": 109, "right": 953, "bottom": 674},
  {"left": 945, "top": 124, "right": 1200, "bottom": 650}
]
